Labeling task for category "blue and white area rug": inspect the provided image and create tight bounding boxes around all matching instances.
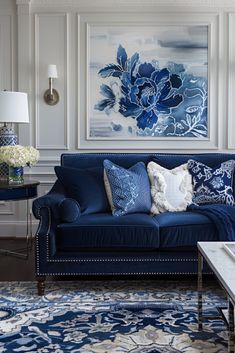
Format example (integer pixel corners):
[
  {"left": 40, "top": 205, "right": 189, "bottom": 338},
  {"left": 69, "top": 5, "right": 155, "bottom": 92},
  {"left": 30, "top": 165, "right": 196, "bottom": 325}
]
[{"left": 0, "top": 280, "right": 227, "bottom": 352}]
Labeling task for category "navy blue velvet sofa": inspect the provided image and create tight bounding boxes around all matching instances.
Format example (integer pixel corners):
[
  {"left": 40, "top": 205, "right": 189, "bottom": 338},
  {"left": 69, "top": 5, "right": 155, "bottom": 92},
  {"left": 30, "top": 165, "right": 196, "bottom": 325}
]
[{"left": 33, "top": 152, "right": 235, "bottom": 295}]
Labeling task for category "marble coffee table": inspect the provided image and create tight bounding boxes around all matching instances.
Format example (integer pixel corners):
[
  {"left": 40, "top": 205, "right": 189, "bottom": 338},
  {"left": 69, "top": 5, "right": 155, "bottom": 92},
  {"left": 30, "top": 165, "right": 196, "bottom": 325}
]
[{"left": 198, "top": 241, "right": 235, "bottom": 353}]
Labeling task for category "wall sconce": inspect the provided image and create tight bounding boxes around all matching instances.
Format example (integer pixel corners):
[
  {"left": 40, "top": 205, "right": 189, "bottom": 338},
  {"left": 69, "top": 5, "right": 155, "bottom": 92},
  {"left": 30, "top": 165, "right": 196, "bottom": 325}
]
[{"left": 44, "top": 64, "right": 59, "bottom": 105}]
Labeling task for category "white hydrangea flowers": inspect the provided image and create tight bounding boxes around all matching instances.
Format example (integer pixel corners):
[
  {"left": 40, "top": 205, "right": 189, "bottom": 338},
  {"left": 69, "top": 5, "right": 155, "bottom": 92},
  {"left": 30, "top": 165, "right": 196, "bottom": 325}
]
[{"left": 0, "top": 145, "right": 39, "bottom": 167}]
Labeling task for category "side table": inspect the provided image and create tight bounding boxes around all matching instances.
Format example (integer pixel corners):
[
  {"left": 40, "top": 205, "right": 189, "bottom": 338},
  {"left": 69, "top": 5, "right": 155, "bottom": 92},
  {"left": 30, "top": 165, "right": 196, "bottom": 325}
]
[{"left": 0, "top": 179, "right": 40, "bottom": 259}]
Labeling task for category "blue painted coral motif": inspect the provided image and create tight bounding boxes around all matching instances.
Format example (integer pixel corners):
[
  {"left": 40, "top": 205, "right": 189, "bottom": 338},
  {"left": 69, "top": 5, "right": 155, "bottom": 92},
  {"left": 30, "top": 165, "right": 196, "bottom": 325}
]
[{"left": 95, "top": 45, "right": 208, "bottom": 137}]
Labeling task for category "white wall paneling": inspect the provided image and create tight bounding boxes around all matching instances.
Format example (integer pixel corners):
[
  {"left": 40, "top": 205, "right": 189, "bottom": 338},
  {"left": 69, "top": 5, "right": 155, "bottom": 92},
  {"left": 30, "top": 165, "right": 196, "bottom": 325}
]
[
  {"left": 228, "top": 13, "right": 235, "bottom": 149},
  {"left": 17, "top": 0, "right": 31, "bottom": 146},
  {"left": 26, "top": 0, "right": 235, "bottom": 11},
  {"left": 34, "top": 13, "right": 69, "bottom": 150},
  {"left": 0, "top": 15, "right": 14, "bottom": 91},
  {"left": 0, "top": 2, "right": 16, "bottom": 224},
  {"left": 0, "top": 202, "right": 14, "bottom": 216},
  {"left": 0, "top": 0, "right": 235, "bottom": 236}
]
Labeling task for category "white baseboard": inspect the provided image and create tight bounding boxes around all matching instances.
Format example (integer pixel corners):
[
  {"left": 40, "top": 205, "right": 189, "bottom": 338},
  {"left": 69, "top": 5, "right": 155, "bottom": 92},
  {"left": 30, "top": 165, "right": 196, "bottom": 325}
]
[{"left": 0, "top": 221, "right": 39, "bottom": 237}]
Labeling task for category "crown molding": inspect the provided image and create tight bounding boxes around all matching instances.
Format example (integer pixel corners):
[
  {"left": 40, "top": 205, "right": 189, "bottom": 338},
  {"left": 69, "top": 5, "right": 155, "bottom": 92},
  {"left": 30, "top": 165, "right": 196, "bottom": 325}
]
[
  {"left": 16, "top": 0, "right": 31, "bottom": 4},
  {"left": 30, "top": 0, "right": 235, "bottom": 8},
  {"left": 17, "top": 1, "right": 31, "bottom": 15}
]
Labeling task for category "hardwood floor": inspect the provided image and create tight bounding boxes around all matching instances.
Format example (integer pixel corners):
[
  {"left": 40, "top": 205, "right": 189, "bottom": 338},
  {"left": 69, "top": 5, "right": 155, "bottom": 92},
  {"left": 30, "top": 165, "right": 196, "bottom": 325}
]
[
  {"left": 0, "top": 239, "right": 208, "bottom": 284},
  {"left": 0, "top": 239, "right": 35, "bottom": 281}
]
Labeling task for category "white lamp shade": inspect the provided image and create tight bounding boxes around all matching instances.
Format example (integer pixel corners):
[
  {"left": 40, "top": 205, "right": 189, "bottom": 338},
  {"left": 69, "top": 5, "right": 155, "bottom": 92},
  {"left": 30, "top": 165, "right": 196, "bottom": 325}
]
[
  {"left": 47, "top": 64, "right": 58, "bottom": 78},
  {"left": 0, "top": 91, "right": 29, "bottom": 123}
]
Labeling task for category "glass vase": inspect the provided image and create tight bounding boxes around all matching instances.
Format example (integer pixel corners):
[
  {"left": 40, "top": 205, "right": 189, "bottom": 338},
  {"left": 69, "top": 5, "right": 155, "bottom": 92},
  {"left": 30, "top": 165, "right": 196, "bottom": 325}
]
[{"left": 8, "top": 166, "right": 24, "bottom": 184}]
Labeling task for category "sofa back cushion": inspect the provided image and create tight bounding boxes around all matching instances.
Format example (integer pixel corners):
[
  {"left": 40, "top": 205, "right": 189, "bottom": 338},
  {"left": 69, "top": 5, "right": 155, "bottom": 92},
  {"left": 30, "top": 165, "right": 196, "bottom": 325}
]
[
  {"left": 61, "top": 152, "right": 235, "bottom": 170},
  {"left": 55, "top": 166, "right": 109, "bottom": 214},
  {"left": 153, "top": 153, "right": 235, "bottom": 198},
  {"left": 61, "top": 153, "right": 152, "bottom": 169},
  {"left": 59, "top": 153, "right": 235, "bottom": 209},
  {"left": 152, "top": 153, "right": 235, "bottom": 169}
]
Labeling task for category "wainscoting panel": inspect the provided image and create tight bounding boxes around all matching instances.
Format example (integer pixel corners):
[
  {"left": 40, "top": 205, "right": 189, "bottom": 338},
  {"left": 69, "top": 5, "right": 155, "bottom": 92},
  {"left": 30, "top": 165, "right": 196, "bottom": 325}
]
[
  {"left": 34, "top": 13, "right": 69, "bottom": 150},
  {"left": 0, "top": 15, "right": 14, "bottom": 91},
  {"left": 228, "top": 13, "right": 235, "bottom": 149},
  {"left": 0, "top": 201, "right": 14, "bottom": 216},
  {"left": 0, "top": 7, "right": 16, "bottom": 230}
]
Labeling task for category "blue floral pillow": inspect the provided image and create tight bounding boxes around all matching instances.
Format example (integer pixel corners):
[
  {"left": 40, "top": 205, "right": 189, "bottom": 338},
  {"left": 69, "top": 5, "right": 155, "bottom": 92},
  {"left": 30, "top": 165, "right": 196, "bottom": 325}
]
[
  {"left": 103, "top": 159, "right": 151, "bottom": 216},
  {"left": 187, "top": 159, "right": 235, "bottom": 205}
]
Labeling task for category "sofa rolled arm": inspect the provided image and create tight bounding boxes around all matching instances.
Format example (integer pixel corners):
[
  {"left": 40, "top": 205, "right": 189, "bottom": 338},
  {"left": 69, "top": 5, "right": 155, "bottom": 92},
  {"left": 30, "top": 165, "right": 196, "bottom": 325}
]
[
  {"left": 33, "top": 180, "right": 66, "bottom": 222},
  {"left": 33, "top": 180, "right": 81, "bottom": 236}
]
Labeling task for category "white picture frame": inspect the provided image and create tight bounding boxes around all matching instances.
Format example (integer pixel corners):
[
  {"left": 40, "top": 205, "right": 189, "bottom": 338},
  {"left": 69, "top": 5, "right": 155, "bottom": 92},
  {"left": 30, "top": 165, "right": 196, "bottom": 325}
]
[{"left": 78, "top": 13, "right": 219, "bottom": 150}]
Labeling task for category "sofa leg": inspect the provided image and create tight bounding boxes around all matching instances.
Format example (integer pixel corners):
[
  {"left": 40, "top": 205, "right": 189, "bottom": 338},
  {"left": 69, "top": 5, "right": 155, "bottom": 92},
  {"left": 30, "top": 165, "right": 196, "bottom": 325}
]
[{"left": 37, "top": 276, "right": 46, "bottom": 296}]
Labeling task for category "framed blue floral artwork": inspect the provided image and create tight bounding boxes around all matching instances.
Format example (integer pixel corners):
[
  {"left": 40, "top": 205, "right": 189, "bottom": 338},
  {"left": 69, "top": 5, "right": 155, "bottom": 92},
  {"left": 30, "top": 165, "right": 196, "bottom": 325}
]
[{"left": 79, "top": 14, "right": 219, "bottom": 149}]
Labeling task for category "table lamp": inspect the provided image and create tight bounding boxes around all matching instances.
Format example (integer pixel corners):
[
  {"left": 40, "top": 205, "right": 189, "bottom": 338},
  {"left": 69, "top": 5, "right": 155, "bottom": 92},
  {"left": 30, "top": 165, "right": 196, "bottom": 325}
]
[
  {"left": 0, "top": 91, "right": 29, "bottom": 146},
  {"left": 0, "top": 91, "right": 29, "bottom": 179}
]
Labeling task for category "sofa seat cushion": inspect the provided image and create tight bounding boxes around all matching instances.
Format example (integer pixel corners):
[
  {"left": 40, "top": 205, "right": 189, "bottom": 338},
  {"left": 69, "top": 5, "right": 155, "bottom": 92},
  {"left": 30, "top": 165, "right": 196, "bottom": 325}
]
[
  {"left": 56, "top": 213, "right": 159, "bottom": 251},
  {"left": 153, "top": 211, "right": 218, "bottom": 248}
]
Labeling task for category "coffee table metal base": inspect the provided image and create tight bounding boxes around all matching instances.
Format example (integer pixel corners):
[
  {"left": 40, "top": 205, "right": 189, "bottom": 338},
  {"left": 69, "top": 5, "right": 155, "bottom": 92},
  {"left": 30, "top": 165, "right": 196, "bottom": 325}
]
[{"left": 198, "top": 250, "right": 235, "bottom": 353}]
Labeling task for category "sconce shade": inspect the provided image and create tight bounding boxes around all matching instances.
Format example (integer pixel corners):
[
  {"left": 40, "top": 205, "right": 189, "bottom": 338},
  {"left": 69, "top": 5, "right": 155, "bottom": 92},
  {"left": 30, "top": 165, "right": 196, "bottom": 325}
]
[
  {"left": 47, "top": 64, "right": 58, "bottom": 78},
  {"left": 0, "top": 91, "right": 29, "bottom": 123}
]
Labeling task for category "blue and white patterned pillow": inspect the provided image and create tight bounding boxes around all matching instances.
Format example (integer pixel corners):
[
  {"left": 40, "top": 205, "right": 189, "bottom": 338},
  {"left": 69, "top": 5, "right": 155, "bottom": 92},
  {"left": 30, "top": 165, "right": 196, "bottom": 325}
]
[
  {"left": 103, "top": 159, "right": 151, "bottom": 216},
  {"left": 187, "top": 159, "right": 235, "bottom": 205}
]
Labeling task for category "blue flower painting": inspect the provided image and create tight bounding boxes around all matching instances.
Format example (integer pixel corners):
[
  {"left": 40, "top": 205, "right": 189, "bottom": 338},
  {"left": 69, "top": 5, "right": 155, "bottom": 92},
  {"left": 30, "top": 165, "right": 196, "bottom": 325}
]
[{"left": 89, "top": 25, "right": 208, "bottom": 139}]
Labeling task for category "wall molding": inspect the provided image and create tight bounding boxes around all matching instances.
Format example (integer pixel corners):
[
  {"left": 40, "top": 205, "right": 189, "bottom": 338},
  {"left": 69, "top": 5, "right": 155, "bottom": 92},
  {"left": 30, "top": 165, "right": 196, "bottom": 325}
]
[
  {"left": 227, "top": 12, "right": 235, "bottom": 148},
  {"left": 16, "top": 0, "right": 31, "bottom": 4},
  {"left": 0, "top": 221, "right": 38, "bottom": 237},
  {"left": 17, "top": 0, "right": 31, "bottom": 145},
  {"left": 0, "top": 202, "right": 14, "bottom": 216},
  {"left": 10, "top": 14, "right": 15, "bottom": 91},
  {"left": 0, "top": 14, "right": 15, "bottom": 91},
  {"left": 30, "top": 0, "right": 235, "bottom": 9},
  {"left": 0, "top": 13, "right": 12, "bottom": 91},
  {"left": 34, "top": 12, "right": 69, "bottom": 150}
]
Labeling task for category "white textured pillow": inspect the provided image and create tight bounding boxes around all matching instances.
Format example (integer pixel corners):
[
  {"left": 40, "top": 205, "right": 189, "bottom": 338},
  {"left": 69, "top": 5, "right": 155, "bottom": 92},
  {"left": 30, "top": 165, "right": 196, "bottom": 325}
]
[{"left": 147, "top": 162, "right": 193, "bottom": 214}]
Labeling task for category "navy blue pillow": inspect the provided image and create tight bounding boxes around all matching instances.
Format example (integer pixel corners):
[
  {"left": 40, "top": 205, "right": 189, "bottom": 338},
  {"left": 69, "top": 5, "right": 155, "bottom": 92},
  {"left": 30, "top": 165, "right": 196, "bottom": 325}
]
[
  {"left": 103, "top": 159, "right": 151, "bottom": 216},
  {"left": 55, "top": 166, "right": 109, "bottom": 214},
  {"left": 59, "top": 198, "right": 81, "bottom": 223},
  {"left": 188, "top": 159, "right": 235, "bottom": 205}
]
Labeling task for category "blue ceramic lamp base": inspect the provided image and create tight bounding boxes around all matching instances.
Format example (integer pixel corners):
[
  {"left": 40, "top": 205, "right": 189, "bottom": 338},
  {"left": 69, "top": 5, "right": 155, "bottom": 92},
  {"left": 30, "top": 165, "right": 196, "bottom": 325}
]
[{"left": 0, "top": 124, "right": 18, "bottom": 180}]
